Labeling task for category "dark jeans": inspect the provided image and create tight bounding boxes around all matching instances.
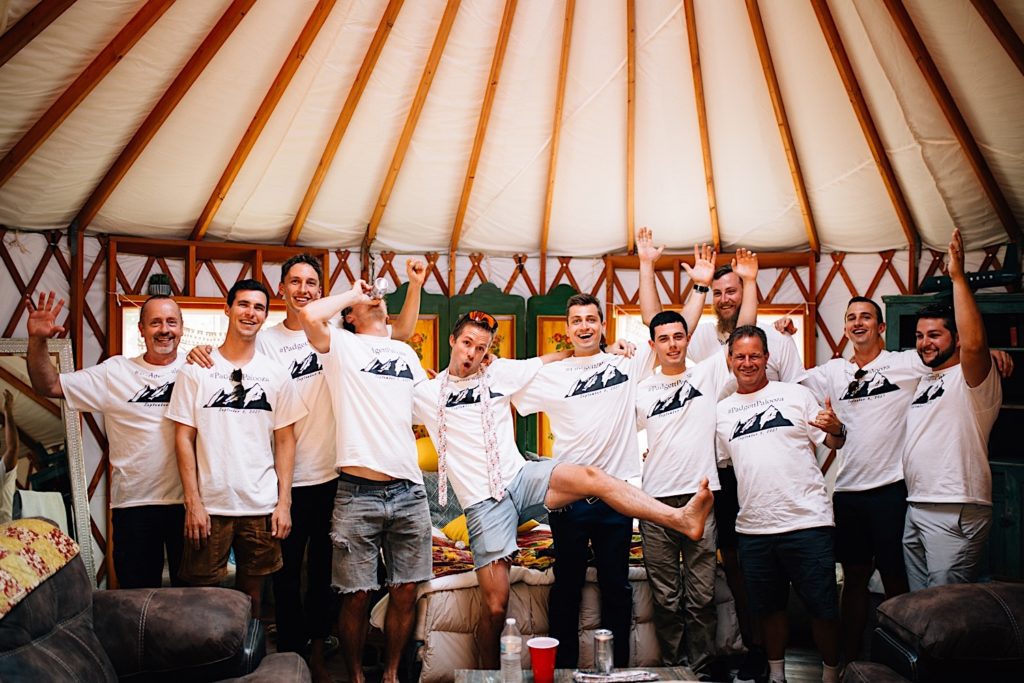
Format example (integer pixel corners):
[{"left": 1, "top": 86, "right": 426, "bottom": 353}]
[
  {"left": 272, "top": 478, "right": 338, "bottom": 652},
  {"left": 112, "top": 504, "right": 185, "bottom": 589},
  {"left": 549, "top": 498, "right": 633, "bottom": 668}
]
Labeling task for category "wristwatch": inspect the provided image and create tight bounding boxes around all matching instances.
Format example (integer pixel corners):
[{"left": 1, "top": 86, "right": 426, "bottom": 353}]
[
  {"left": 693, "top": 284, "right": 710, "bottom": 293},
  {"left": 832, "top": 423, "right": 847, "bottom": 439}
]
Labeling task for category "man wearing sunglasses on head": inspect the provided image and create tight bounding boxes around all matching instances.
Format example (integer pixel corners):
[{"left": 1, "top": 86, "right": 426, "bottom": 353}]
[
  {"left": 167, "top": 279, "right": 306, "bottom": 619},
  {"left": 413, "top": 310, "right": 713, "bottom": 670},
  {"left": 298, "top": 278, "right": 430, "bottom": 683}
]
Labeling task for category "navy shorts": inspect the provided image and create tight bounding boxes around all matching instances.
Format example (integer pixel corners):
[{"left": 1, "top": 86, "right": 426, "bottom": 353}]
[
  {"left": 713, "top": 466, "right": 739, "bottom": 551},
  {"left": 833, "top": 480, "right": 907, "bottom": 576},
  {"left": 737, "top": 526, "right": 839, "bottom": 620}
]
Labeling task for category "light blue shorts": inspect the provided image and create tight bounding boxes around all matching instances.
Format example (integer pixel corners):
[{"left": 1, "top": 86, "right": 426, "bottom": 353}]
[{"left": 464, "top": 459, "right": 558, "bottom": 569}]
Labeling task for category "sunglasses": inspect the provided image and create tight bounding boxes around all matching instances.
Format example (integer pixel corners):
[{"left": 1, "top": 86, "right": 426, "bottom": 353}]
[
  {"left": 847, "top": 368, "right": 867, "bottom": 396},
  {"left": 466, "top": 310, "right": 498, "bottom": 332}
]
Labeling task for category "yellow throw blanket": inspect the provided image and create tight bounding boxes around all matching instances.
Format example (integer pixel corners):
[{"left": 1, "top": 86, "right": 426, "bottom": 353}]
[{"left": 0, "top": 518, "right": 80, "bottom": 618}]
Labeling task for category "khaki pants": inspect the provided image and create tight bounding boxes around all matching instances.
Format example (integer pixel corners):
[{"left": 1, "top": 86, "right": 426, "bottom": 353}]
[
  {"left": 639, "top": 492, "right": 718, "bottom": 671},
  {"left": 903, "top": 502, "right": 992, "bottom": 592}
]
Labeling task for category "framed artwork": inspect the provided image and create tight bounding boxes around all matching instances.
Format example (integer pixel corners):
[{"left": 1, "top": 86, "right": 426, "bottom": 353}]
[
  {"left": 535, "top": 314, "right": 573, "bottom": 458},
  {"left": 489, "top": 316, "right": 516, "bottom": 359},
  {"left": 405, "top": 316, "right": 439, "bottom": 371}
]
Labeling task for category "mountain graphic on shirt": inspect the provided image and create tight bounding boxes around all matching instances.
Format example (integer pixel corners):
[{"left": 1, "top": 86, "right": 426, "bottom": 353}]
[
  {"left": 911, "top": 378, "right": 945, "bottom": 405},
  {"left": 289, "top": 352, "right": 321, "bottom": 379},
  {"left": 565, "top": 364, "right": 628, "bottom": 397},
  {"left": 445, "top": 385, "right": 505, "bottom": 407},
  {"left": 128, "top": 381, "right": 174, "bottom": 404},
  {"left": 361, "top": 357, "right": 414, "bottom": 379},
  {"left": 648, "top": 382, "right": 702, "bottom": 418},
  {"left": 840, "top": 370, "right": 900, "bottom": 400},
  {"left": 730, "top": 405, "right": 794, "bottom": 440},
  {"left": 203, "top": 383, "right": 272, "bottom": 411}
]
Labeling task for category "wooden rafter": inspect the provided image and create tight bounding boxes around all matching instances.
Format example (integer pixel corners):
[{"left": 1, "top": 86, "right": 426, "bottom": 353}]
[
  {"left": 539, "top": 0, "right": 576, "bottom": 293},
  {"left": 810, "top": 0, "right": 919, "bottom": 289},
  {"left": 286, "top": 0, "right": 405, "bottom": 246},
  {"left": 625, "top": 0, "right": 636, "bottom": 254},
  {"left": 447, "top": 0, "right": 518, "bottom": 292},
  {"left": 361, "top": 0, "right": 463, "bottom": 253},
  {"left": 745, "top": 0, "right": 820, "bottom": 254},
  {"left": 0, "top": 366, "right": 60, "bottom": 417},
  {"left": 71, "top": 0, "right": 257, "bottom": 232},
  {"left": 191, "top": 0, "right": 337, "bottom": 241},
  {"left": 881, "top": 0, "right": 1021, "bottom": 241},
  {"left": 0, "top": 0, "right": 174, "bottom": 188},
  {"left": 971, "top": 0, "right": 1024, "bottom": 78},
  {"left": 0, "top": 0, "right": 76, "bottom": 68},
  {"left": 683, "top": 0, "right": 720, "bottom": 251}
]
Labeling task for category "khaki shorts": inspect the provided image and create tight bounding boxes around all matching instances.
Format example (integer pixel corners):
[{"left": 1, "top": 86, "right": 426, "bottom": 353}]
[{"left": 179, "top": 514, "right": 283, "bottom": 585}]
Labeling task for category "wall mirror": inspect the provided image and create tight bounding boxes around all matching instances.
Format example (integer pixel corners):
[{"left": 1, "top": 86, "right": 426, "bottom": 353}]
[{"left": 0, "top": 338, "right": 94, "bottom": 580}]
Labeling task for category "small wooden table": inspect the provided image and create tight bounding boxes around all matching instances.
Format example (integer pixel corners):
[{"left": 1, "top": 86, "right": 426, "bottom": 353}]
[{"left": 455, "top": 667, "right": 697, "bottom": 683}]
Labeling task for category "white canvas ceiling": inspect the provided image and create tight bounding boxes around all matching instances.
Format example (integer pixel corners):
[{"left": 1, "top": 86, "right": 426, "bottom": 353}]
[{"left": 0, "top": 0, "right": 1021, "bottom": 257}]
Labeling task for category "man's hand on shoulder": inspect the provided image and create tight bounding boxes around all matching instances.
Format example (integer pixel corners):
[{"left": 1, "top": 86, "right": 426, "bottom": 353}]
[
  {"left": 606, "top": 339, "right": 637, "bottom": 358},
  {"left": 186, "top": 345, "right": 215, "bottom": 368}
]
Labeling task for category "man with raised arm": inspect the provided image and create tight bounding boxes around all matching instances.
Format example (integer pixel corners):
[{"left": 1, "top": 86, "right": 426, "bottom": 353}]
[
  {"left": 902, "top": 229, "right": 1002, "bottom": 591},
  {"left": 413, "top": 310, "right": 713, "bottom": 670},
  {"left": 298, "top": 278, "right": 429, "bottom": 683},
  {"left": 633, "top": 227, "right": 757, "bottom": 677},
  {"left": 166, "top": 279, "right": 305, "bottom": 619},
  {"left": 27, "top": 291, "right": 186, "bottom": 589},
  {"left": 716, "top": 325, "right": 847, "bottom": 683}
]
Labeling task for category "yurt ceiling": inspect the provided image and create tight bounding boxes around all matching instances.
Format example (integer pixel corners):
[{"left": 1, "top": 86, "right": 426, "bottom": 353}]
[{"left": 0, "top": 0, "right": 1021, "bottom": 259}]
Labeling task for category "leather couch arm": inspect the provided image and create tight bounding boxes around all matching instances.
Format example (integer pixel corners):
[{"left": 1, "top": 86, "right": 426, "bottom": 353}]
[
  {"left": 226, "top": 652, "right": 311, "bottom": 682},
  {"left": 93, "top": 587, "right": 265, "bottom": 682}
]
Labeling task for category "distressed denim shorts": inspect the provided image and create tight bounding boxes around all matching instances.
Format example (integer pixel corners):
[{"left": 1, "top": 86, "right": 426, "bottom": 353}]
[
  {"left": 330, "top": 478, "right": 432, "bottom": 593},
  {"left": 464, "top": 459, "right": 558, "bottom": 569}
]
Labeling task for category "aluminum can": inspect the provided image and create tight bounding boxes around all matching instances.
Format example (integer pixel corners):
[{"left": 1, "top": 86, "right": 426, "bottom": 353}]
[
  {"left": 594, "top": 629, "right": 613, "bottom": 674},
  {"left": 369, "top": 277, "right": 389, "bottom": 300}
]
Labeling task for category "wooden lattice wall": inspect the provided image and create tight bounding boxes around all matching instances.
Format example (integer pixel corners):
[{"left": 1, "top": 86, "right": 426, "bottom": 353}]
[{"left": 0, "top": 228, "right": 1015, "bottom": 584}]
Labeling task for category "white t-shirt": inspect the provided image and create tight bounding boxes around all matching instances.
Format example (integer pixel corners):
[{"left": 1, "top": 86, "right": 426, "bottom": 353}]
[
  {"left": 801, "top": 349, "right": 930, "bottom": 492},
  {"left": 257, "top": 323, "right": 337, "bottom": 487},
  {"left": 60, "top": 355, "right": 185, "bottom": 508},
  {"left": 636, "top": 355, "right": 734, "bottom": 497},
  {"left": 513, "top": 345, "right": 655, "bottom": 480},
  {"left": 321, "top": 328, "right": 427, "bottom": 483},
  {"left": 688, "top": 322, "right": 807, "bottom": 383},
  {"left": 165, "top": 349, "right": 306, "bottom": 516},
  {"left": 716, "top": 381, "right": 832, "bottom": 534},
  {"left": 413, "top": 358, "right": 544, "bottom": 508},
  {"left": 903, "top": 363, "right": 1002, "bottom": 506}
]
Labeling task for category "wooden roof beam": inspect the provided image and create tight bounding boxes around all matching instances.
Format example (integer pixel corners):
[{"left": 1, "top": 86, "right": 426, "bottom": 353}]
[
  {"left": 0, "top": 0, "right": 75, "bottom": 68},
  {"left": 192, "top": 0, "right": 337, "bottom": 241},
  {"left": 539, "top": 0, "right": 576, "bottom": 293},
  {"left": 971, "top": 0, "right": 1024, "bottom": 78},
  {"left": 882, "top": 0, "right": 1021, "bottom": 241},
  {"left": 447, "top": 0, "right": 518, "bottom": 292},
  {"left": 625, "top": 0, "right": 636, "bottom": 254},
  {"left": 683, "top": 0, "right": 720, "bottom": 252},
  {"left": 810, "top": 0, "right": 920, "bottom": 281},
  {"left": 0, "top": 365, "right": 60, "bottom": 418},
  {"left": 745, "top": 0, "right": 819, "bottom": 255},
  {"left": 361, "top": 0, "right": 462, "bottom": 253},
  {"left": 0, "top": 0, "right": 174, "bottom": 188},
  {"left": 286, "top": 0, "right": 405, "bottom": 246},
  {"left": 72, "top": 0, "right": 256, "bottom": 232}
]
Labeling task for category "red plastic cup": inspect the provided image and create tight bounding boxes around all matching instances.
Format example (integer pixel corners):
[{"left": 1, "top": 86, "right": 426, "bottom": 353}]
[{"left": 527, "top": 637, "right": 559, "bottom": 683}]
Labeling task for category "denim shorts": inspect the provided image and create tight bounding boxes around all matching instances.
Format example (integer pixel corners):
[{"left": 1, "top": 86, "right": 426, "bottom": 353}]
[
  {"left": 329, "top": 477, "right": 432, "bottom": 592},
  {"left": 464, "top": 459, "right": 557, "bottom": 569},
  {"left": 737, "top": 526, "right": 838, "bottom": 619}
]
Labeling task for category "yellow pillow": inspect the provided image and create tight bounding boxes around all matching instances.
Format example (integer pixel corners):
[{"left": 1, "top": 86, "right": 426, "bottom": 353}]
[
  {"left": 442, "top": 515, "right": 469, "bottom": 544},
  {"left": 417, "top": 437, "right": 438, "bottom": 472},
  {"left": 518, "top": 519, "right": 539, "bottom": 533}
]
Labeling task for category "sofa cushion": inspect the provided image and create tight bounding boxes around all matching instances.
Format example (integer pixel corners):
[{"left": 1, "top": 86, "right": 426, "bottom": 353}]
[
  {"left": 842, "top": 661, "right": 909, "bottom": 683},
  {"left": 0, "top": 518, "right": 80, "bottom": 617},
  {"left": 0, "top": 552, "right": 117, "bottom": 682},
  {"left": 876, "top": 582, "right": 1024, "bottom": 663}
]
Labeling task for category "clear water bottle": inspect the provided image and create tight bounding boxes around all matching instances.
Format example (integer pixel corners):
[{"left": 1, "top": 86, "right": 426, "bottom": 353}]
[{"left": 500, "top": 617, "right": 523, "bottom": 683}]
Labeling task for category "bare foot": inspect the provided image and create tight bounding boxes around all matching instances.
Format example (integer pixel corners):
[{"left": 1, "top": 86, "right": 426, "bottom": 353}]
[{"left": 675, "top": 477, "right": 713, "bottom": 541}]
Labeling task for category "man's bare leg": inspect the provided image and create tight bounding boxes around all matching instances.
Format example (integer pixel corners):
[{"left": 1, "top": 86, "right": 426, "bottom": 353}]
[
  {"left": 235, "top": 571, "right": 264, "bottom": 619},
  {"left": 476, "top": 560, "right": 512, "bottom": 669},
  {"left": 339, "top": 590, "right": 371, "bottom": 683},
  {"left": 308, "top": 638, "right": 332, "bottom": 683},
  {"left": 546, "top": 464, "right": 713, "bottom": 541},
  {"left": 382, "top": 582, "right": 418, "bottom": 683}
]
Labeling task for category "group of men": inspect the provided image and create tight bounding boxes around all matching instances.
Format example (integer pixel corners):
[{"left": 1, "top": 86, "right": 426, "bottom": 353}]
[{"left": 24, "top": 226, "right": 1006, "bottom": 683}]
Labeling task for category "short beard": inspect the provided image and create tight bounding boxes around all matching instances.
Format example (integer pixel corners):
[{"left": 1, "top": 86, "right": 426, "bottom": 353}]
[{"left": 920, "top": 345, "right": 956, "bottom": 368}]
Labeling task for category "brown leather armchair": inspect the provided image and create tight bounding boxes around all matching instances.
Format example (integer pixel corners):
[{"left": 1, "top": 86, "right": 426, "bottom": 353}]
[{"left": 0, "top": 533, "right": 309, "bottom": 683}]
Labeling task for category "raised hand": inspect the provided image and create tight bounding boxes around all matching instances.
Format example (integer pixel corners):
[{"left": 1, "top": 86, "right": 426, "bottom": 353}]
[
  {"left": 682, "top": 243, "right": 717, "bottom": 287},
  {"left": 636, "top": 227, "right": 664, "bottom": 264},
  {"left": 26, "top": 291, "right": 65, "bottom": 338},
  {"left": 350, "top": 279, "right": 373, "bottom": 303},
  {"left": 2, "top": 389, "right": 12, "bottom": 413},
  {"left": 732, "top": 248, "right": 759, "bottom": 282},
  {"left": 774, "top": 317, "right": 797, "bottom": 335},
  {"left": 809, "top": 396, "right": 842, "bottom": 435},
  {"left": 406, "top": 258, "right": 428, "bottom": 287},
  {"left": 947, "top": 228, "right": 965, "bottom": 280}
]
